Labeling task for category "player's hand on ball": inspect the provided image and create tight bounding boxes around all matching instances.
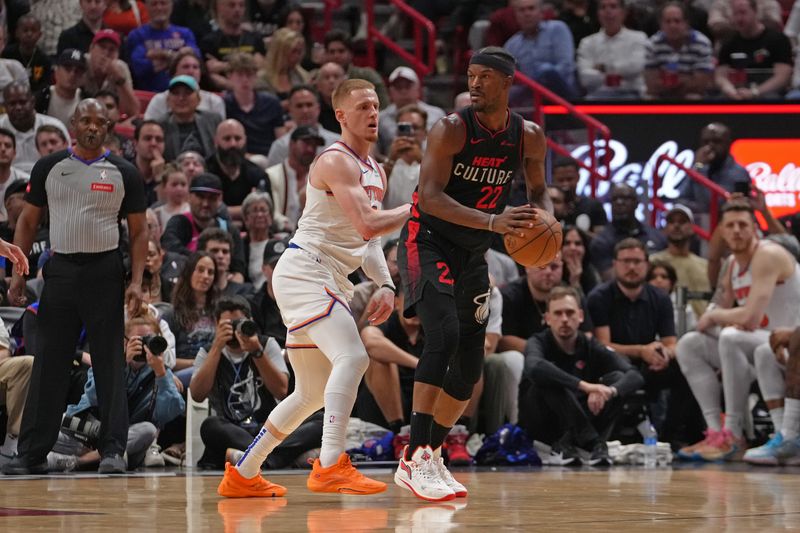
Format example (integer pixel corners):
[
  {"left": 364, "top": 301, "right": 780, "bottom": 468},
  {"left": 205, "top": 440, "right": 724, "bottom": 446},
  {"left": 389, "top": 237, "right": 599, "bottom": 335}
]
[
  {"left": 366, "top": 286, "right": 395, "bottom": 326},
  {"left": 493, "top": 205, "right": 538, "bottom": 237}
]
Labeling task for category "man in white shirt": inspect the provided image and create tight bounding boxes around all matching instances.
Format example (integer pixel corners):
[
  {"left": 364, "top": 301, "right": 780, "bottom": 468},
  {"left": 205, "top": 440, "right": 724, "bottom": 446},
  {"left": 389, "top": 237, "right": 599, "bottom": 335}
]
[
  {"left": 577, "top": 0, "right": 649, "bottom": 98},
  {"left": 0, "top": 81, "right": 70, "bottom": 173},
  {"left": 266, "top": 125, "right": 323, "bottom": 231}
]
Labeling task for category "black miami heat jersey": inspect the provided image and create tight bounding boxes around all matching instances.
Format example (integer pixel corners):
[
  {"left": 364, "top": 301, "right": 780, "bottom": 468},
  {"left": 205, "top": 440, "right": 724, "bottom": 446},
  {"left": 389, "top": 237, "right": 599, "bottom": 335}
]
[{"left": 416, "top": 106, "right": 524, "bottom": 252}]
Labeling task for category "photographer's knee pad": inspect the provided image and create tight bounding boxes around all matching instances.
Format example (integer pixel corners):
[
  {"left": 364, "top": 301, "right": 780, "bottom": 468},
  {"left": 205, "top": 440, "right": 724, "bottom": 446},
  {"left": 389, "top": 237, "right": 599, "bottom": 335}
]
[
  {"left": 442, "top": 328, "right": 485, "bottom": 401},
  {"left": 414, "top": 311, "right": 460, "bottom": 387}
]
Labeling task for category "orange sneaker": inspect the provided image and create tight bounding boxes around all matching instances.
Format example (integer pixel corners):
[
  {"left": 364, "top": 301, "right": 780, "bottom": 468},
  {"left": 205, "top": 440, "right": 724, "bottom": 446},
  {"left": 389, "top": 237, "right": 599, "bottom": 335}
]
[
  {"left": 217, "top": 462, "right": 287, "bottom": 498},
  {"left": 306, "top": 453, "right": 387, "bottom": 495}
]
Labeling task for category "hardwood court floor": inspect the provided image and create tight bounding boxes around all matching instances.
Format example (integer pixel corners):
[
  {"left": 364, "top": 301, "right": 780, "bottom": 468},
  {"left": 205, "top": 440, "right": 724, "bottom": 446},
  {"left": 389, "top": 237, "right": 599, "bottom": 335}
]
[{"left": 2, "top": 465, "right": 800, "bottom": 532}]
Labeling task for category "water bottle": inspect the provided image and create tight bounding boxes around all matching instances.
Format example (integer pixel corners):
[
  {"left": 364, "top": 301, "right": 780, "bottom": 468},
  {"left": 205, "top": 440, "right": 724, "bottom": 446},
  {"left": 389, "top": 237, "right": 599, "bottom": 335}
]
[{"left": 637, "top": 419, "right": 658, "bottom": 468}]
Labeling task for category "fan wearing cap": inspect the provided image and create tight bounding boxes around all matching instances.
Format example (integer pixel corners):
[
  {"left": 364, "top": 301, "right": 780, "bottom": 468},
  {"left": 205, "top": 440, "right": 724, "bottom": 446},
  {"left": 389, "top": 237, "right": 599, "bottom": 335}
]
[
  {"left": 377, "top": 66, "right": 445, "bottom": 156},
  {"left": 83, "top": 29, "right": 140, "bottom": 117},
  {"left": 161, "top": 172, "right": 247, "bottom": 281},
  {"left": 35, "top": 49, "right": 86, "bottom": 127},
  {"left": 127, "top": 0, "right": 201, "bottom": 92},
  {"left": 161, "top": 75, "right": 221, "bottom": 161},
  {"left": 650, "top": 204, "right": 711, "bottom": 319},
  {"left": 265, "top": 125, "right": 323, "bottom": 232},
  {"left": 56, "top": 0, "right": 109, "bottom": 55}
]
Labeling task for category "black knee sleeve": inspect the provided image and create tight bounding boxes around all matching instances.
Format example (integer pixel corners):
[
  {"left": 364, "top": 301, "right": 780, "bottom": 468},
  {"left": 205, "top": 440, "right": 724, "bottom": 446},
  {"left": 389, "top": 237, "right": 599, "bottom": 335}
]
[
  {"left": 414, "top": 284, "right": 460, "bottom": 388},
  {"left": 442, "top": 327, "right": 485, "bottom": 401}
]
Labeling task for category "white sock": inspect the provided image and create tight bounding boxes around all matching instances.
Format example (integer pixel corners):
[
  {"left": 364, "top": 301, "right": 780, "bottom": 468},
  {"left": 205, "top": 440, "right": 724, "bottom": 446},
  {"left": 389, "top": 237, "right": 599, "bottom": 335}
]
[
  {"left": 724, "top": 414, "right": 744, "bottom": 438},
  {"left": 319, "top": 400, "right": 349, "bottom": 468},
  {"left": 769, "top": 407, "right": 785, "bottom": 435},
  {"left": 235, "top": 426, "right": 283, "bottom": 479},
  {"left": 781, "top": 398, "right": 800, "bottom": 440},
  {"left": 702, "top": 409, "right": 723, "bottom": 432}
]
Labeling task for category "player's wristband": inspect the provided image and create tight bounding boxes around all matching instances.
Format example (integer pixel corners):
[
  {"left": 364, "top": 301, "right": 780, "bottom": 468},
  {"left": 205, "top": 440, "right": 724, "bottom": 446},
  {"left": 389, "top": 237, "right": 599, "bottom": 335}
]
[
  {"left": 381, "top": 284, "right": 397, "bottom": 295},
  {"left": 488, "top": 214, "right": 496, "bottom": 232}
]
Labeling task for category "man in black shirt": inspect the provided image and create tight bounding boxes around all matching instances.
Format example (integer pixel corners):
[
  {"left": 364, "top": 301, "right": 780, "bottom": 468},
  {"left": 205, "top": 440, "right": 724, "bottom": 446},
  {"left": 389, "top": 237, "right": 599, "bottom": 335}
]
[
  {"left": 520, "top": 286, "right": 644, "bottom": 465},
  {"left": 500, "top": 257, "right": 592, "bottom": 353},
  {"left": 3, "top": 99, "right": 148, "bottom": 475},
  {"left": 56, "top": 0, "right": 107, "bottom": 55},
  {"left": 715, "top": 0, "right": 792, "bottom": 99},
  {"left": 551, "top": 156, "right": 607, "bottom": 236},
  {"left": 200, "top": 0, "right": 266, "bottom": 91},
  {"left": 161, "top": 172, "right": 247, "bottom": 279},
  {"left": 590, "top": 184, "right": 667, "bottom": 279},
  {"left": 205, "top": 119, "right": 270, "bottom": 221},
  {"left": 587, "top": 238, "right": 702, "bottom": 446}
]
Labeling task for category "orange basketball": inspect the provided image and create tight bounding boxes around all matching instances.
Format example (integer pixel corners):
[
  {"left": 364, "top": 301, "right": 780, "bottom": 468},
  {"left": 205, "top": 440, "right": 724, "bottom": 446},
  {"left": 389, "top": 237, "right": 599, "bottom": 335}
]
[{"left": 503, "top": 209, "right": 563, "bottom": 268}]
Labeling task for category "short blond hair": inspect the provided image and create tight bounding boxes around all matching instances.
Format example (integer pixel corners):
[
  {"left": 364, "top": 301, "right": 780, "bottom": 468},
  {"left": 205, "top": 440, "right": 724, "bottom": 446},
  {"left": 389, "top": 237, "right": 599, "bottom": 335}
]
[{"left": 331, "top": 78, "right": 375, "bottom": 109}]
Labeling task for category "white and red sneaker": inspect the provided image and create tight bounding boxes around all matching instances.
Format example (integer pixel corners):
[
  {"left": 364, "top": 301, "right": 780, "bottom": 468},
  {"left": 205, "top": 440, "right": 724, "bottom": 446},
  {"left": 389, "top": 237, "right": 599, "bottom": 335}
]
[
  {"left": 432, "top": 447, "right": 467, "bottom": 497},
  {"left": 394, "top": 445, "right": 455, "bottom": 502}
]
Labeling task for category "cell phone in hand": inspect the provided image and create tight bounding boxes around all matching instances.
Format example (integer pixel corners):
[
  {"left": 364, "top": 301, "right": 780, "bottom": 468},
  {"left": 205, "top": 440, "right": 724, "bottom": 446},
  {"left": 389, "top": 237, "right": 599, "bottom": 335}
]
[
  {"left": 734, "top": 180, "right": 751, "bottom": 195},
  {"left": 397, "top": 122, "right": 413, "bottom": 137}
]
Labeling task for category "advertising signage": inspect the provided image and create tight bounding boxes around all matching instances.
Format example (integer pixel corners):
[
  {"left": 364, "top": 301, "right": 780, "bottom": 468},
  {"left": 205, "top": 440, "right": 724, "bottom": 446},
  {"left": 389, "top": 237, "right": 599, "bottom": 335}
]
[{"left": 544, "top": 103, "right": 800, "bottom": 219}]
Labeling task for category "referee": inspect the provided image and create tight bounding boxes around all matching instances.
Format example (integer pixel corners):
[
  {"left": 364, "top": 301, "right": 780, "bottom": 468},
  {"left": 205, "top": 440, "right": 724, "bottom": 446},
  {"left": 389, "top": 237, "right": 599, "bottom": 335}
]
[{"left": 2, "top": 99, "right": 148, "bottom": 475}]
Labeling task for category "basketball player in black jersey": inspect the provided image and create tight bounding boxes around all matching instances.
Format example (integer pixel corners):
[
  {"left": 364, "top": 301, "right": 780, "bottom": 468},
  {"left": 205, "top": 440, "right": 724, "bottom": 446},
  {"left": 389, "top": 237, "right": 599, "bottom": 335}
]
[{"left": 394, "top": 47, "right": 552, "bottom": 501}]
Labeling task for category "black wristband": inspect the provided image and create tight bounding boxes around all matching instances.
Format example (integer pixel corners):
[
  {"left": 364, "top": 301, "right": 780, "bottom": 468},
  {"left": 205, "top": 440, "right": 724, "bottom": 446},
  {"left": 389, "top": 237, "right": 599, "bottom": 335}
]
[{"left": 381, "top": 283, "right": 398, "bottom": 295}]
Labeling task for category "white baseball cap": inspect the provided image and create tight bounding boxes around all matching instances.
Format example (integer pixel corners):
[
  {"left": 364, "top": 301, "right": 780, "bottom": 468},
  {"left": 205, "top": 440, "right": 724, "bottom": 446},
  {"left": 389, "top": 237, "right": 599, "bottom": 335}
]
[{"left": 389, "top": 66, "right": 419, "bottom": 85}]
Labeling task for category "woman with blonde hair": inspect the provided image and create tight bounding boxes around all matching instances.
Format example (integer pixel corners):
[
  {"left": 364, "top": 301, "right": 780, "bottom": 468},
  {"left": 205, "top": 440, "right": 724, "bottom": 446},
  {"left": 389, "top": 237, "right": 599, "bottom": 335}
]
[{"left": 259, "top": 27, "right": 309, "bottom": 100}]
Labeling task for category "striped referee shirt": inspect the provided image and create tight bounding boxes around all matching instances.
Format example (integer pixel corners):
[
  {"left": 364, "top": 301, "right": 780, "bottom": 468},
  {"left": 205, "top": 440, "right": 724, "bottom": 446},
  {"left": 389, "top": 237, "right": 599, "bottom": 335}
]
[
  {"left": 645, "top": 30, "right": 714, "bottom": 73},
  {"left": 25, "top": 148, "right": 147, "bottom": 254}
]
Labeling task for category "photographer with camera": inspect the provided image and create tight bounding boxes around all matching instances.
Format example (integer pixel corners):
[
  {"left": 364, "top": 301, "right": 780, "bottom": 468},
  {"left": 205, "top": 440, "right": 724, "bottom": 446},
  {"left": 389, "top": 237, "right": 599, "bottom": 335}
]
[
  {"left": 47, "top": 315, "right": 186, "bottom": 472},
  {"left": 191, "top": 296, "right": 321, "bottom": 469}
]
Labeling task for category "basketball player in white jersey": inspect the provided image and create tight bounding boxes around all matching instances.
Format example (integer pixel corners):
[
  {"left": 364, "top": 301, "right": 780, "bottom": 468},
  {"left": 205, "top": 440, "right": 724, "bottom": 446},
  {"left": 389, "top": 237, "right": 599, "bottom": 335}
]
[
  {"left": 676, "top": 200, "right": 800, "bottom": 462},
  {"left": 218, "top": 79, "right": 411, "bottom": 497}
]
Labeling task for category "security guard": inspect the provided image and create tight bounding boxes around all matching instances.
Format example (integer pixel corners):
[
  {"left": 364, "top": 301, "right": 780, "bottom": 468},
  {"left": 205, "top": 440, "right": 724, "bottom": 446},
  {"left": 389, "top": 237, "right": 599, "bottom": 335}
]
[{"left": 3, "top": 99, "right": 148, "bottom": 475}]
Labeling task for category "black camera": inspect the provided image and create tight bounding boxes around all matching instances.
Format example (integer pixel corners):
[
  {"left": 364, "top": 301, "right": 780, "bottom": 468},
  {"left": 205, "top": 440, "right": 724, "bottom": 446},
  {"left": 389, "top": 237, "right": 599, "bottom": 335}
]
[
  {"left": 61, "top": 414, "right": 102, "bottom": 446},
  {"left": 133, "top": 334, "right": 168, "bottom": 362},
  {"left": 231, "top": 318, "right": 258, "bottom": 337},
  {"left": 397, "top": 122, "right": 413, "bottom": 137}
]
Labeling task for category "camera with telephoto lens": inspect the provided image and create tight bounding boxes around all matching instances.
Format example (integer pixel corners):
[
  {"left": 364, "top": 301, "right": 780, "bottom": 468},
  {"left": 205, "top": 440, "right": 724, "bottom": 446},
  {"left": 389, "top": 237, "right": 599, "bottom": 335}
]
[
  {"left": 133, "top": 334, "right": 168, "bottom": 362},
  {"left": 61, "top": 414, "right": 102, "bottom": 447},
  {"left": 231, "top": 318, "right": 258, "bottom": 337}
]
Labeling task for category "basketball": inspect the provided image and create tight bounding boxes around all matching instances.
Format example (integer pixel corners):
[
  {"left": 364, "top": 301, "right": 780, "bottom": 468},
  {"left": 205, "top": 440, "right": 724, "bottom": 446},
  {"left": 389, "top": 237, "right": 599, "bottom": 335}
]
[{"left": 503, "top": 209, "right": 563, "bottom": 268}]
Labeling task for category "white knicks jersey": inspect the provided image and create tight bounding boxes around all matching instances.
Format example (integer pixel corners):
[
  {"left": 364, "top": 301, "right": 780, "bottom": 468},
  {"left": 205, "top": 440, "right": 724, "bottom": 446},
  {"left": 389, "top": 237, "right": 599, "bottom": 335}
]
[{"left": 290, "top": 141, "right": 385, "bottom": 284}]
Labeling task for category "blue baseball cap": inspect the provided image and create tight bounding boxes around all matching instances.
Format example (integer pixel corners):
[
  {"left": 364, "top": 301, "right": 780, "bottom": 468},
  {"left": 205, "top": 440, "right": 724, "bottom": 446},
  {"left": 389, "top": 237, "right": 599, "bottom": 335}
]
[{"left": 168, "top": 75, "right": 199, "bottom": 92}]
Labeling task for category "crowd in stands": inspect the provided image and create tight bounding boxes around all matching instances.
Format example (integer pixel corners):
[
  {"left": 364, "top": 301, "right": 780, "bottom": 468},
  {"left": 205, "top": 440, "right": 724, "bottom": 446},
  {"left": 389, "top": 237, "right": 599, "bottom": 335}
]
[{"left": 0, "top": 0, "right": 800, "bottom": 473}]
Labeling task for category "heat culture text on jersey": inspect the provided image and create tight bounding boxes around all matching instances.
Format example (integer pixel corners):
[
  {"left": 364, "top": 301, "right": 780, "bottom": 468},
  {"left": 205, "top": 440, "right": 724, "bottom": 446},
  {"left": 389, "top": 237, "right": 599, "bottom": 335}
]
[
  {"left": 415, "top": 106, "right": 524, "bottom": 252},
  {"left": 453, "top": 155, "right": 515, "bottom": 185}
]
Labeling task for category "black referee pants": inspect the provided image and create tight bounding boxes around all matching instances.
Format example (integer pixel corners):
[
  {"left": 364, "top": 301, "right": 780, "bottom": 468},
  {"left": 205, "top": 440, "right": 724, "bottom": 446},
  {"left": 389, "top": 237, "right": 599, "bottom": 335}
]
[{"left": 18, "top": 250, "right": 129, "bottom": 460}]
